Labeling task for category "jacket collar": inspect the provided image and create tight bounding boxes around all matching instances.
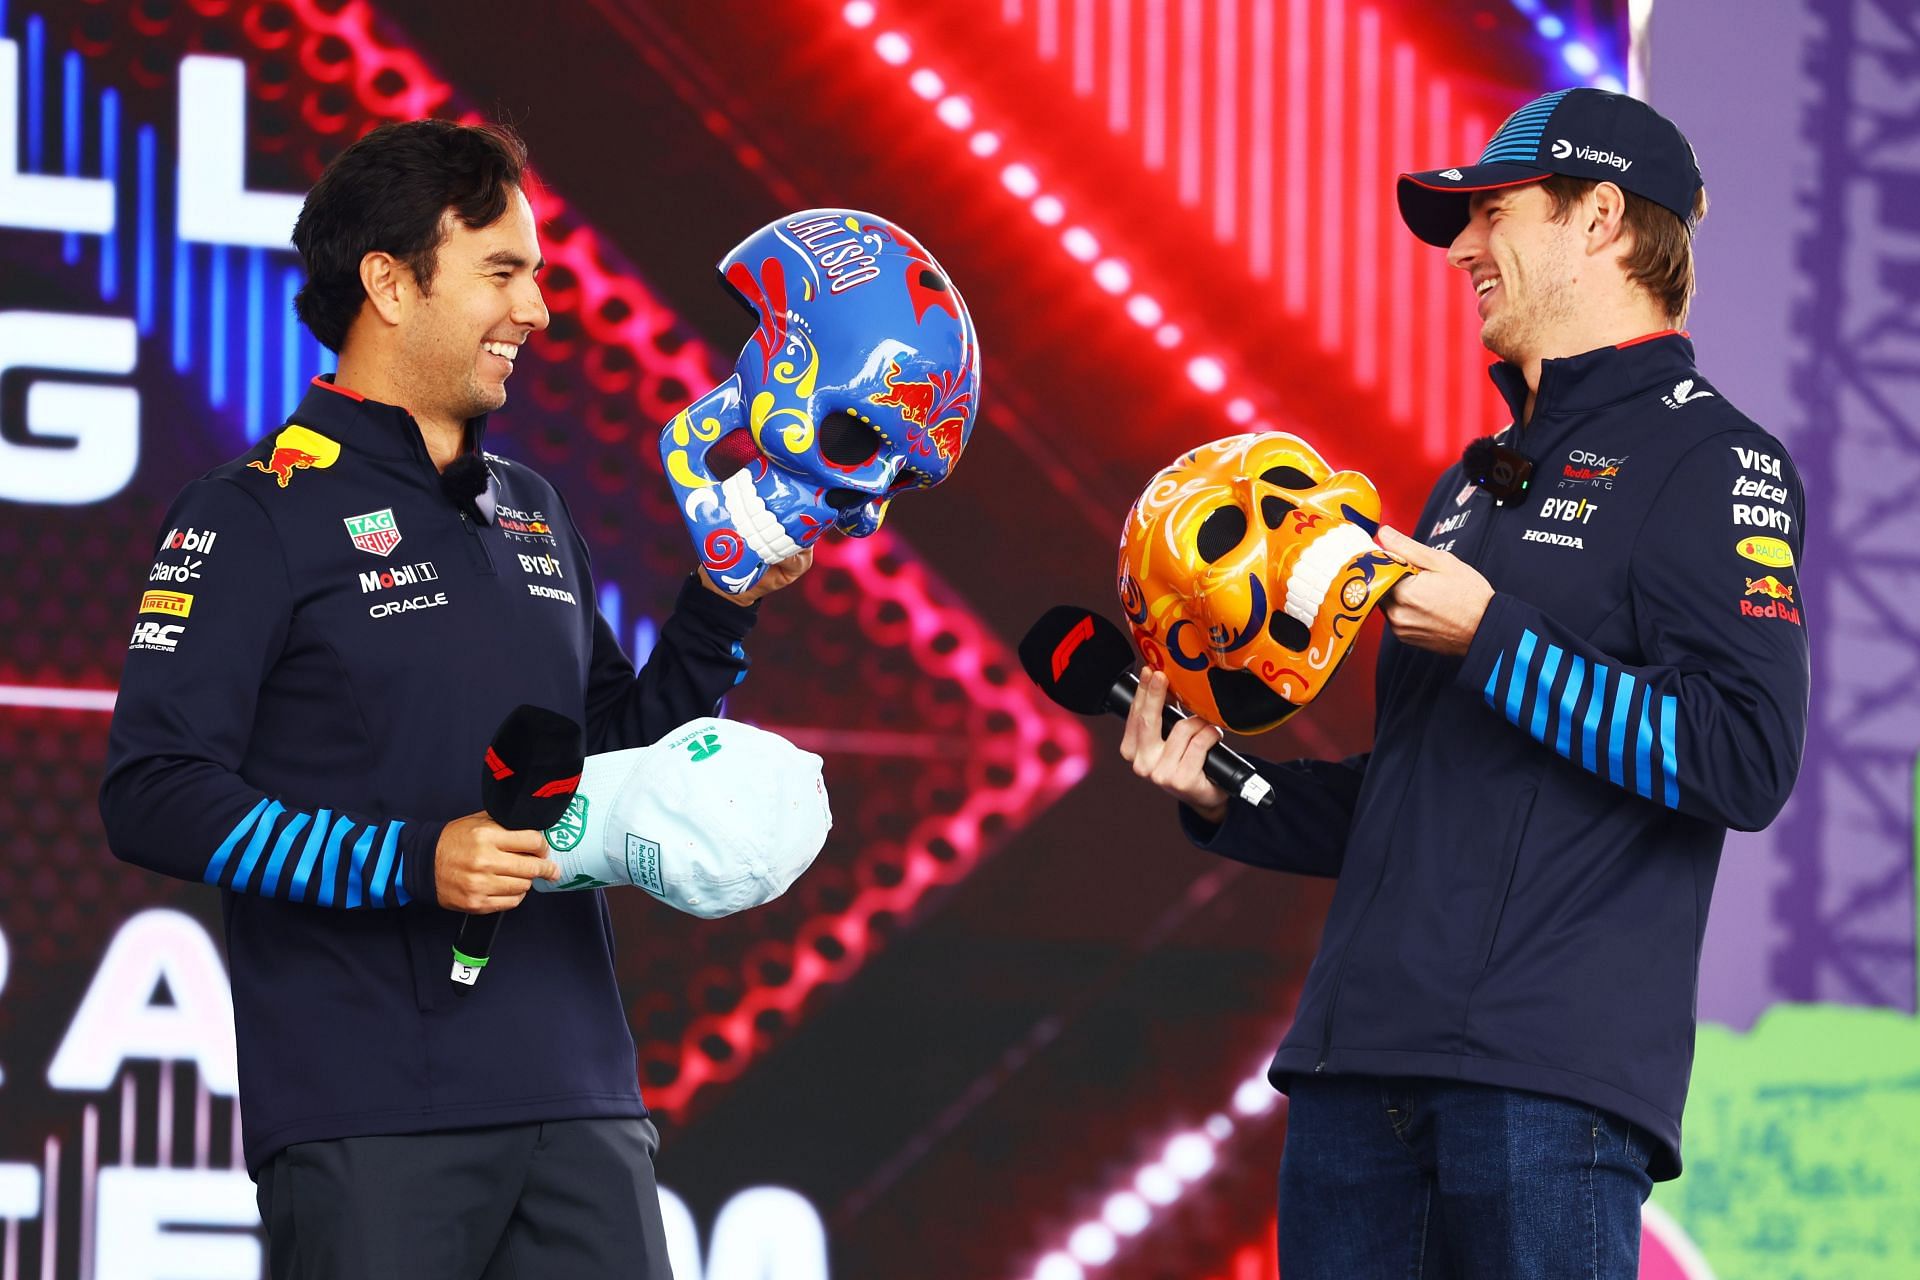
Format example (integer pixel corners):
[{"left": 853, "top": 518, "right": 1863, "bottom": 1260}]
[
  {"left": 1489, "top": 330, "right": 1696, "bottom": 424},
  {"left": 284, "top": 376, "right": 491, "bottom": 463}
]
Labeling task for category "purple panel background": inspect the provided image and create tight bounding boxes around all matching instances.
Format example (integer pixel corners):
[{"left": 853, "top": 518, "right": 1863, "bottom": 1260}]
[{"left": 1654, "top": 0, "right": 1919, "bottom": 1027}]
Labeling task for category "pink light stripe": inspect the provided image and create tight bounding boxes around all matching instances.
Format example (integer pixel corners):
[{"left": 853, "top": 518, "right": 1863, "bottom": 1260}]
[
  {"left": 158, "top": 1060, "right": 173, "bottom": 1168},
  {"left": 1108, "top": 0, "right": 1130, "bottom": 130},
  {"left": 0, "top": 685, "right": 116, "bottom": 712},
  {"left": 37, "top": 1139, "right": 55, "bottom": 1280},
  {"left": 1003, "top": 0, "right": 1022, "bottom": 21},
  {"left": 1457, "top": 113, "right": 1489, "bottom": 446},
  {"left": 1178, "top": 0, "right": 1201, "bottom": 205},
  {"left": 1388, "top": 41, "right": 1415, "bottom": 422},
  {"left": 1423, "top": 78, "right": 1452, "bottom": 459},
  {"left": 1354, "top": 6, "right": 1381, "bottom": 387},
  {"left": 1213, "top": 0, "right": 1235, "bottom": 241},
  {"left": 79, "top": 1108, "right": 95, "bottom": 1280},
  {"left": 1039, "top": 0, "right": 1059, "bottom": 59},
  {"left": 1145, "top": 0, "right": 1167, "bottom": 168},
  {"left": 1283, "top": 0, "right": 1309, "bottom": 311},
  {"left": 1074, "top": 0, "right": 1094, "bottom": 93},
  {"left": 1317, "top": 0, "right": 1346, "bottom": 350},
  {"left": 1249, "top": 0, "right": 1273, "bottom": 278}
]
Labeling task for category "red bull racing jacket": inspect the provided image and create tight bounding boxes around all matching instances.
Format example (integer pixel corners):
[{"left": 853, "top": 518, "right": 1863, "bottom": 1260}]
[
  {"left": 1184, "top": 332, "right": 1809, "bottom": 1179},
  {"left": 101, "top": 378, "right": 759, "bottom": 1172}
]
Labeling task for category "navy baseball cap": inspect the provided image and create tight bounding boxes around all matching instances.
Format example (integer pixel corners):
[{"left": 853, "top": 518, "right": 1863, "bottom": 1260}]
[{"left": 1398, "top": 87, "right": 1703, "bottom": 247}]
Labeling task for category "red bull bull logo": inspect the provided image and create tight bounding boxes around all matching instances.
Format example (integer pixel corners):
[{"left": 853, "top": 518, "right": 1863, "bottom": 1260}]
[
  {"left": 247, "top": 425, "right": 341, "bottom": 488},
  {"left": 868, "top": 359, "right": 967, "bottom": 465},
  {"left": 1740, "top": 575, "right": 1801, "bottom": 624},
  {"left": 1744, "top": 575, "right": 1795, "bottom": 603}
]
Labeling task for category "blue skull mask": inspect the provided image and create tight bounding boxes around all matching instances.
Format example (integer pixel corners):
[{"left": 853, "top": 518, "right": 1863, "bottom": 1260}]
[{"left": 660, "top": 209, "right": 982, "bottom": 593}]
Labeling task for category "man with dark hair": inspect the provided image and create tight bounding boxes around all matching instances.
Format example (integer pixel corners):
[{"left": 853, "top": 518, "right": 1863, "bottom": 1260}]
[
  {"left": 1121, "top": 88, "right": 1807, "bottom": 1277},
  {"left": 101, "top": 118, "right": 808, "bottom": 1277}
]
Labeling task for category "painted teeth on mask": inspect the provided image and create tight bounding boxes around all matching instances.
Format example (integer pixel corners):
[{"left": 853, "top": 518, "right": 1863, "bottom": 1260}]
[
  {"left": 720, "top": 470, "right": 802, "bottom": 563},
  {"left": 1284, "top": 524, "right": 1378, "bottom": 626}
]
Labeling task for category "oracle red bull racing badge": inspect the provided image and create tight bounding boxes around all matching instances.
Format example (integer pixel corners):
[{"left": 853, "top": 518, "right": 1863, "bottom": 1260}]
[
  {"left": 344, "top": 508, "right": 404, "bottom": 557},
  {"left": 248, "top": 424, "right": 340, "bottom": 488}
]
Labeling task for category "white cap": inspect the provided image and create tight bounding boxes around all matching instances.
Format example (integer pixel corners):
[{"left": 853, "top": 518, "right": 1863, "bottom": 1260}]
[{"left": 535, "top": 717, "right": 831, "bottom": 918}]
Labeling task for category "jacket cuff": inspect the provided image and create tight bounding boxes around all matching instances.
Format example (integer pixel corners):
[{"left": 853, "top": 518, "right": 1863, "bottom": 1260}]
[
  {"left": 673, "top": 571, "right": 761, "bottom": 642},
  {"left": 1178, "top": 799, "right": 1231, "bottom": 849},
  {"left": 1456, "top": 591, "right": 1530, "bottom": 701},
  {"left": 401, "top": 819, "right": 448, "bottom": 907}
]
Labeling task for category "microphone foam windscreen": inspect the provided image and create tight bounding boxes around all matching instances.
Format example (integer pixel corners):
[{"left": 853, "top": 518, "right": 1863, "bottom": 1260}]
[
  {"left": 1018, "top": 606, "right": 1137, "bottom": 716},
  {"left": 482, "top": 704, "right": 587, "bottom": 832}
]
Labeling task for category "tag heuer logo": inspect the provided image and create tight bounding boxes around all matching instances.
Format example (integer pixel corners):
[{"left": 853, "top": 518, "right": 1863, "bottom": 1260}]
[
  {"left": 686, "top": 733, "right": 723, "bottom": 762},
  {"left": 344, "top": 508, "right": 403, "bottom": 556},
  {"left": 546, "top": 794, "right": 589, "bottom": 852},
  {"left": 1438, "top": 168, "right": 1464, "bottom": 181}
]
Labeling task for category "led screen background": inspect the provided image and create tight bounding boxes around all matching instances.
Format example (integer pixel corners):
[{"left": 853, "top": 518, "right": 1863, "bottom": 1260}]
[{"left": 1, "top": 1, "right": 1916, "bottom": 1277}]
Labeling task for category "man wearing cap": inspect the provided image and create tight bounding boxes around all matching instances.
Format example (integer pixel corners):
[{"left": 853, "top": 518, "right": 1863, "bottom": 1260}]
[
  {"left": 1122, "top": 88, "right": 1807, "bottom": 1276},
  {"left": 100, "top": 119, "right": 811, "bottom": 1277}
]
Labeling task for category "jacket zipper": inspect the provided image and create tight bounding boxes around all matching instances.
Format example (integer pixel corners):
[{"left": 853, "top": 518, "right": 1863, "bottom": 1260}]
[{"left": 1313, "top": 484, "right": 1508, "bottom": 1070}]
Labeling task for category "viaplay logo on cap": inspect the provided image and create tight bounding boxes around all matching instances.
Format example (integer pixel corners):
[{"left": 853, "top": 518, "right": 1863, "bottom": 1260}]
[{"left": 344, "top": 508, "right": 403, "bottom": 557}]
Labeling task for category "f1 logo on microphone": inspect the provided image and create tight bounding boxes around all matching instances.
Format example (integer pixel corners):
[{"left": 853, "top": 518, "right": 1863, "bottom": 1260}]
[{"left": 1051, "top": 616, "right": 1095, "bottom": 681}]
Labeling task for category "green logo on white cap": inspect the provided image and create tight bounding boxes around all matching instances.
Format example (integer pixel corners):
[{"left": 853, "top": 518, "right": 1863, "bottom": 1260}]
[
  {"left": 546, "top": 793, "right": 589, "bottom": 851},
  {"left": 686, "top": 733, "right": 723, "bottom": 762}
]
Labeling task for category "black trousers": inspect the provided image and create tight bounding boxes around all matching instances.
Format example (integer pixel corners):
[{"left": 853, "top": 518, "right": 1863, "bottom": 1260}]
[{"left": 255, "top": 1118, "right": 674, "bottom": 1279}]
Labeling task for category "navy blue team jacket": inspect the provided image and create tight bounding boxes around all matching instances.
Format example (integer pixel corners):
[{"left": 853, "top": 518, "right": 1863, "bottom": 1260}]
[
  {"left": 1185, "top": 333, "right": 1808, "bottom": 1179},
  {"left": 101, "top": 378, "right": 758, "bottom": 1173}
]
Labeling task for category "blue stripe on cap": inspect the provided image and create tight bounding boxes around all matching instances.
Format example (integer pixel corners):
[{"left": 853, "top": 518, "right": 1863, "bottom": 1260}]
[
  {"left": 204, "top": 797, "right": 271, "bottom": 885},
  {"left": 1556, "top": 656, "right": 1586, "bottom": 758},
  {"left": 1530, "top": 643, "right": 1564, "bottom": 741},
  {"left": 1659, "top": 695, "right": 1680, "bottom": 809},
  {"left": 1478, "top": 88, "right": 1573, "bottom": 164},
  {"left": 1608, "top": 672, "right": 1637, "bottom": 787},
  {"left": 1506, "top": 629, "right": 1538, "bottom": 723}
]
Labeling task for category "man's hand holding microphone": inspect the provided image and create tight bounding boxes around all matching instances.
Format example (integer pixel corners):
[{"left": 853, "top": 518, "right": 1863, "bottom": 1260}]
[
  {"left": 432, "top": 815, "right": 560, "bottom": 914},
  {"left": 1118, "top": 667, "right": 1231, "bottom": 828}
]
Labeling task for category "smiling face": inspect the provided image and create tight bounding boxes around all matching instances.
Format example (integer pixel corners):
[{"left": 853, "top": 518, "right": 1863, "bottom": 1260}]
[
  {"left": 393, "top": 185, "right": 549, "bottom": 424},
  {"left": 1448, "top": 183, "right": 1582, "bottom": 366}
]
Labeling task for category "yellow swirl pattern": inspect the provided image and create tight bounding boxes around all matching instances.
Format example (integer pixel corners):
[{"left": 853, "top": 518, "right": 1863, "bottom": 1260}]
[{"left": 667, "top": 448, "right": 713, "bottom": 490}]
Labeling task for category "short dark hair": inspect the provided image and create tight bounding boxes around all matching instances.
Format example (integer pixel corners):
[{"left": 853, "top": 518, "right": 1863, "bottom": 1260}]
[
  {"left": 292, "top": 119, "right": 528, "bottom": 352},
  {"left": 1539, "top": 173, "right": 1709, "bottom": 325}
]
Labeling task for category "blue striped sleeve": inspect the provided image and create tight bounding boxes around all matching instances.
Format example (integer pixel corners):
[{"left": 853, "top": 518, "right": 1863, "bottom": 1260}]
[{"left": 195, "top": 802, "right": 415, "bottom": 908}]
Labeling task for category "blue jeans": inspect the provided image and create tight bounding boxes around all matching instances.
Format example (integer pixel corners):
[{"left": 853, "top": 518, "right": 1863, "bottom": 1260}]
[{"left": 1278, "top": 1076, "right": 1653, "bottom": 1280}]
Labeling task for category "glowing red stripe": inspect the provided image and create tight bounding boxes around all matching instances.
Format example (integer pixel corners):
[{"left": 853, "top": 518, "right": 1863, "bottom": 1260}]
[
  {"left": 1108, "top": 0, "right": 1130, "bottom": 131},
  {"left": 1424, "top": 78, "right": 1453, "bottom": 459},
  {"left": 1389, "top": 41, "right": 1416, "bottom": 422},
  {"left": 1318, "top": 0, "right": 1347, "bottom": 351},
  {"left": 1178, "top": 0, "right": 1201, "bottom": 205},
  {"left": 1284, "top": 0, "right": 1310, "bottom": 312},
  {"left": 1213, "top": 0, "right": 1235, "bottom": 241},
  {"left": 1457, "top": 113, "right": 1490, "bottom": 445},
  {"left": 1073, "top": 0, "right": 1094, "bottom": 94},
  {"left": 1249, "top": 0, "right": 1274, "bottom": 278},
  {"left": 1354, "top": 6, "right": 1382, "bottom": 387},
  {"left": 1145, "top": 0, "right": 1167, "bottom": 169}
]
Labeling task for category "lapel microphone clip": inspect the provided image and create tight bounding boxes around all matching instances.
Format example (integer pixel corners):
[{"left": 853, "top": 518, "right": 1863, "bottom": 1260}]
[{"left": 1461, "top": 434, "right": 1534, "bottom": 507}]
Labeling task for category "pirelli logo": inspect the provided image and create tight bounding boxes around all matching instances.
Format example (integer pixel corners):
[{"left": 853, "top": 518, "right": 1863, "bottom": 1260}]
[{"left": 138, "top": 591, "right": 193, "bottom": 617}]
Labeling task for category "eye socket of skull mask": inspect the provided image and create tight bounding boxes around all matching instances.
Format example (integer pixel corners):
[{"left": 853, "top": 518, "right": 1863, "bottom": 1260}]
[
  {"left": 820, "top": 412, "right": 883, "bottom": 468},
  {"left": 1118, "top": 430, "right": 1411, "bottom": 735}
]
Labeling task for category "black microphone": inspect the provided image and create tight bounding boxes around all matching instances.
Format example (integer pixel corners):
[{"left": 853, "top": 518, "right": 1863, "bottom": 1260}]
[
  {"left": 1017, "top": 606, "right": 1274, "bottom": 808},
  {"left": 1461, "top": 433, "right": 1534, "bottom": 506},
  {"left": 450, "top": 704, "right": 585, "bottom": 994},
  {"left": 440, "top": 453, "right": 494, "bottom": 523}
]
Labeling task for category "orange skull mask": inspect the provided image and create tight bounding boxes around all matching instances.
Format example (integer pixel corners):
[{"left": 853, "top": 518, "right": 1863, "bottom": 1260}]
[{"left": 1117, "top": 432, "right": 1412, "bottom": 734}]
